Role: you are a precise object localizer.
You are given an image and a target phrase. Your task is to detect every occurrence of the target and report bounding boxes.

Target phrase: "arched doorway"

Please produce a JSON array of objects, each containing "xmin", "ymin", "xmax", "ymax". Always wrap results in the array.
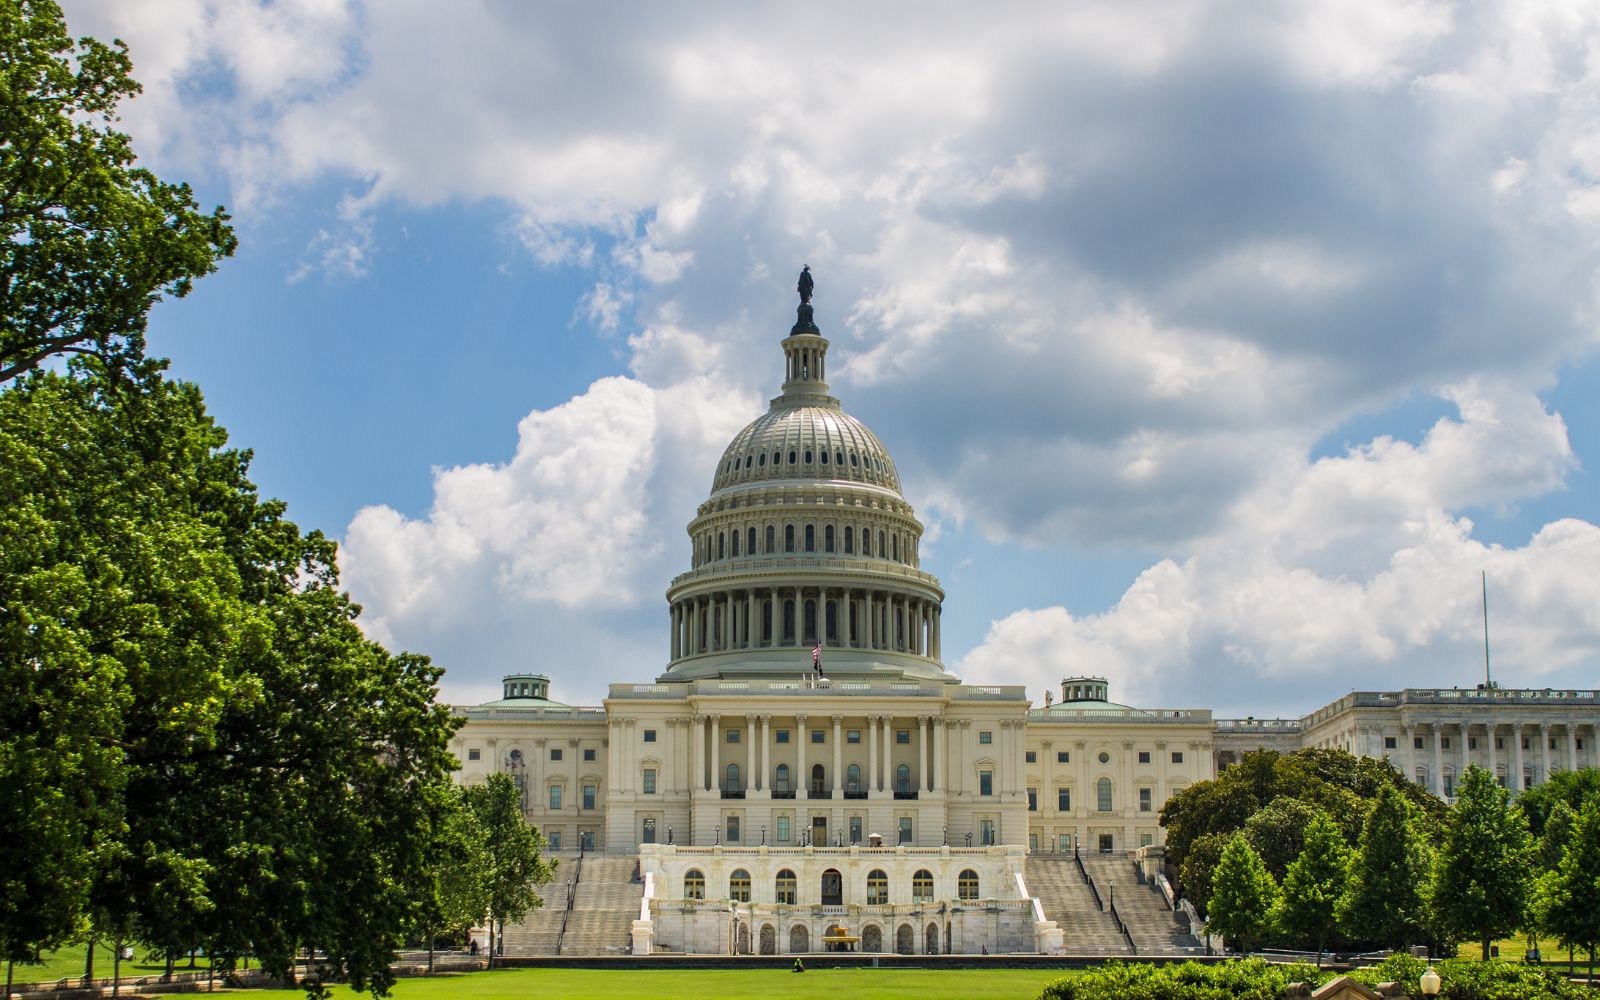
[
  {"xmin": 925, "ymin": 922, "xmax": 939, "ymax": 955},
  {"xmin": 734, "ymin": 923, "xmax": 750, "ymax": 955},
  {"xmin": 760, "ymin": 924, "xmax": 776, "ymax": 955},
  {"xmin": 789, "ymin": 924, "xmax": 809, "ymax": 953},
  {"xmin": 820, "ymin": 868, "xmax": 843, "ymax": 905},
  {"xmin": 861, "ymin": 924, "xmax": 882, "ymax": 953},
  {"xmin": 896, "ymin": 923, "xmax": 914, "ymax": 955}
]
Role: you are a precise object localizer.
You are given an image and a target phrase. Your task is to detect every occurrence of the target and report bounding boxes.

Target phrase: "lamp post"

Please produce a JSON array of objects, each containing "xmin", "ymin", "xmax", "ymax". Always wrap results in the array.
[
  {"xmin": 667, "ymin": 825, "xmax": 673, "ymax": 845},
  {"xmin": 942, "ymin": 826, "xmax": 948, "ymax": 846},
  {"xmin": 965, "ymin": 832, "xmax": 973, "ymax": 847},
  {"xmin": 1420, "ymin": 967, "xmax": 1440, "ymax": 996},
  {"xmin": 762, "ymin": 826, "xmax": 767, "ymax": 846}
]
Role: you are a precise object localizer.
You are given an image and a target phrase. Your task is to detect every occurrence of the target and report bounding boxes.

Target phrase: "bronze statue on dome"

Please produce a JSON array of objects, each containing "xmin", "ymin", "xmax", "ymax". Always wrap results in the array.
[{"xmin": 797, "ymin": 265, "xmax": 814, "ymax": 304}]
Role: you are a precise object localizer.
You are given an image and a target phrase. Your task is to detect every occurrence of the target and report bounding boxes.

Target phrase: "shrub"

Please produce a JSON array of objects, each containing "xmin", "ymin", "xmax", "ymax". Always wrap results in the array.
[{"xmin": 1037, "ymin": 959, "xmax": 1318, "ymax": 1000}]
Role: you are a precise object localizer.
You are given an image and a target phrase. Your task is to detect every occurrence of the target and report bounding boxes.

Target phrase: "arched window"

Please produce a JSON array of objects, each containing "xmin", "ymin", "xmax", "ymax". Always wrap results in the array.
[
  {"xmin": 748, "ymin": 527, "xmax": 757, "ymax": 554},
  {"xmin": 896, "ymin": 763, "xmax": 911, "ymax": 795},
  {"xmin": 912, "ymin": 870, "xmax": 934, "ymax": 902},
  {"xmin": 892, "ymin": 534, "xmax": 899, "ymax": 561},
  {"xmin": 866, "ymin": 869, "xmax": 889, "ymax": 905},
  {"xmin": 803, "ymin": 600, "xmax": 816, "ymax": 643},
  {"xmin": 730, "ymin": 531, "xmax": 739, "ymax": 557},
  {"xmin": 879, "ymin": 531, "xmax": 886, "ymax": 557},
  {"xmin": 766, "ymin": 525, "xmax": 776, "ymax": 553},
  {"xmin": 730, "ymin": 869, "xmax": 751, "ymax": 902},
  {"xmin": 772, "ymin": 451, "xmax": 781, "ymax": 467},
  {"xmin": 717, "ymin": 533, "xmax": 724, "ymax": 559},
  {"xmin": 785, "ymin": 524, "xmax": 795, "ymax": 552},
  {"xmin": 1097, "ymin": 776, "xmax": 1113, "ymax": 812},
  {"xmin": 685, "ymin": 869, "xmax": 705, "ymax": 899},
  {"xmin": 758, "ymin": 452, "xmax": 766, "ymax": 467},
  {"xmin": 811, "ymin": 763, "xmax": 826, "ymax": 793},
  {"xmin": 824, "ymin": 525, "xmax": 835, "ymax": 552},
  {"xmin": 788, "ymin": 450, "xmax": 797, "ymax": 465},
  {"xmin": 836, "ymin": 451, "xmax": 844, "ymax": 466},
  {"xmin": 847, "ymin": 762, "xmax": 862, "ymax": 793},
  {"xmin": 775, "ymin": 869, "xmax": 797, "ymax": 905},
  {"xmin": 820, "ymin": 449, "xmax": 828, "ymax": 464},
  {"xmin": 957, "ymin": 869, "xmax": 979, "ymax": 901},
  {"xmin": 726, "ymin": 763, "xmax": 742, "ymax": 793},
  {"xmin": 844, "ymin": 526, "xmax": 854, "ymax": 553},
  {"xmin": 863, "ymin": 530, "xmax": 872, "ymax": 556},
  {"xmin": 804, "ymin": 525, "xmax": 815, "ymax": 552},
  {"xmin": 804, "ymin": 449, "xmax": 813, "ymax": 463},
  {"xmin": 783, "ymin": 600, "xmax": 796, "ymax": 643},
  {"xmin": 775, "ymin": 763, "xmax": 791, "ymax": 793}
]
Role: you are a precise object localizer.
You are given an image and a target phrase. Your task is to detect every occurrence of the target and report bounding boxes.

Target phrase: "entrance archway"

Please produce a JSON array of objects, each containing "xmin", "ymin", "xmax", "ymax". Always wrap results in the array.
[
  {"xmin": 820, "ymin": 868, "xmax": 843, "ymax": 905},
  {"xmin": 896, "ymin": 923, "xmax": 914, "ymax": 954},
  {"xmin": 861, "ymin": 924, "xmax": 882, "ymax": 952},
  {"xmin": 925, "ymin": 922, "xmax": 939, "ymax": 955},
  {"xmin": 735, "ymin": 923, "xmax": 750, "ymax": 955},
  {"xmin": 789, "ymin": 924, "xmax": 809, "ymax": 953},
  {"xmin": 760, "ymin": 924, "xmax": 776, "ymax": 955}
]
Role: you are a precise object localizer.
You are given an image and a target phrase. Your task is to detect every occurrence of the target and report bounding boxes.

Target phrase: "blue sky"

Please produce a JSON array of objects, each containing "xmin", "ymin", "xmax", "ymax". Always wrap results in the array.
[{"xmin": 67, "ymin": 1, "xmax": 1600, "ymax": 716}]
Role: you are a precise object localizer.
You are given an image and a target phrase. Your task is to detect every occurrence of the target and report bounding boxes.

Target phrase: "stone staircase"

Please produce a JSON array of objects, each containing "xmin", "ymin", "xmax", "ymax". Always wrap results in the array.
[
  {"xmin": 1023, "ymin": 855, "xmax": 1131, "ymax": 955},
  {"xmin": 1079, "ymin": 855, "xmax": 1202, "ymax": 955},
  {"xmin": 558, "ymin": 855, "xmax": 641, "ymax": 955},
  {"xmin": 498, "ymin": 873, "xmax": 569, "ymax": 955}
]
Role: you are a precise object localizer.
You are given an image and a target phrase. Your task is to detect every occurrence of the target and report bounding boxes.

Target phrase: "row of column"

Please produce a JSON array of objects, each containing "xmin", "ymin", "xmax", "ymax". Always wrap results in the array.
[
  {"xmin": 680, "ymin": 713, "xmax": 949, "ymax": 794},
  {"xmin": 1387, "ymin": 720, "xmax": 1592, "ymax": 797},
  {"xmin": 670, "ymin": 587, "xmax": 941, "ymax": 660}
]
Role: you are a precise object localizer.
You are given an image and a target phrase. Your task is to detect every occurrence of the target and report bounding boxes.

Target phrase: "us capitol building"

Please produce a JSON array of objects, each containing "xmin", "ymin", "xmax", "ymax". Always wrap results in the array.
[{"xmin": 450, "ymin": 272, "xmax": 1600, "ymax": 957}]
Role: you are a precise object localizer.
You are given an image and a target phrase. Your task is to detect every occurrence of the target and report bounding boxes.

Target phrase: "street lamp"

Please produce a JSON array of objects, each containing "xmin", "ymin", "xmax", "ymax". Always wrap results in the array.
[
  {"xmin": 1419, "ymin": 967, "xmax": 1440, "ymax": 996},
  {"xmin": 965, "ymin": 832, "xmax": 973, "ymax": 847},
  {"xmin": 762, "ymin": 826, "xmax": 767, "ymax": 846},
  {"xmin": 942, "ymin": 827, "xmax": 948, "ymax": 846}
]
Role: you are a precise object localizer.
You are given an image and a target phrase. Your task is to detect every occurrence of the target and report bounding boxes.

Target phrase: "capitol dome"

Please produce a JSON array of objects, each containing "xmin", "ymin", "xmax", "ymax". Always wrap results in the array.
[{"xmin": 660, "ymin": 272, "xmax": 946, "ymax": 683}]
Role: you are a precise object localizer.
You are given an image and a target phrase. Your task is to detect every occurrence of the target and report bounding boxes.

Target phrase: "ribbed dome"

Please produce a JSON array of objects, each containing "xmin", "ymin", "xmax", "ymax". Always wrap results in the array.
[{"xmin": 711, "ymin": 403, "xmax": 902, "ymax": 494}]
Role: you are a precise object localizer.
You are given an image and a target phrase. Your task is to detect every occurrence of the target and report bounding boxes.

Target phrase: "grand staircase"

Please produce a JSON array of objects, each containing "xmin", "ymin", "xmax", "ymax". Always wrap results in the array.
[
  {"xmin": 1078, "ymin": 855, "xmax": 1202, "ymax": 955},
  {"xmin": 499, "ymin": 852, "xmax": 641, "ymax": 956},
  {"xmin": 1023, "ymin": 855, "xmax": 1131, "ymax": 955}
]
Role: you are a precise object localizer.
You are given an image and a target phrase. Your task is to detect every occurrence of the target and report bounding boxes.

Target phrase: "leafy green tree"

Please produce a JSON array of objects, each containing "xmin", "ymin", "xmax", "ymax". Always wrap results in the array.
[
  {"xmin": 1274, "ymin": 813, "xmax": 1352, "ymax": 964},
  {"xmin": 1339, "ymin": 784, "xmax": 1433, "ymax": 950},
  {"xmin": 1516, "ymin": 768, "xmax": 1600, "ymax": 839},
  {"xmin": 1178, "ymin": 831, "xmax": 1231, "ymax": 915},
  {"xmin": 1206, "ymin": 835, "xmax": 1279, "ymax": 954},
  {"xmin": 415, "ymin": 786, "xmax": 490, "ymax": 972},
  {"xmin": 464, "ymin": 772, "xmax": 553, "ymax": 961},
  {"xmin": 0, "ymin": 0, "xmax": 235, "ymax": 383},
  {"xmin": 1242, "ymin": 798, "xmax": 1327, "ymax": 880},
  {"xmin": 1535, "ymin": 800, "xmax": 1578, "ymax": 872},
  {"xmin": 1534, "ymin": 795, "xmax": 1600, "ymax": 979},
  {"xmin": 1432, "ymin": 764, "xmax": 1532, "ymax": 960}
]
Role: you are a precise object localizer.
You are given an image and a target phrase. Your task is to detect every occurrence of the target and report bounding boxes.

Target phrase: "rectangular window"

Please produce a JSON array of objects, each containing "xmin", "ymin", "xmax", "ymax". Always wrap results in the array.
[
  {"xmin": 1140, "ymin": 833, "xmax": 1154, "ymax": 848},
  {"xmin": 980, "ymin": 819, "xmax": 995, "ymax": 846},
  {"xmin": 850, "ymin": 816, "xmax": 863, "ymax": 844},
  {"xmin": 467, "ymin": 748, "xmax": 480, "ymax": 761},
  {"xmin": 1139, "ymin": 788, "xmax": 1152, "ymax": 812},
  {"xmin": 643, "ymin": 769, "xmax": 656, "ymax": 795},
  {"xmin": 549, "ymin": 785, "xmax": 562, "ymax": 809},
  {"xmin": 643, "ymin": 729, "xmax": 657, "ymax": 743},
  {"xmin": 1550, "ymin": 738, "xmax": 1558, "ymax": 750},
  {"xmin": 979, "ymin": 731, "xmax": 993, "ymax": 745},
  {"xmin": 642, "ymin": 818, "xmax": 656, "ymax": 844},
  {"xmin": 1468, "ymin": 737, "xmax": 1477, "ymax": 750},
  {"xmin": 1171, "ymin": 751, "xmax": 1184, "ymax": 765},
  {"xmin": 1523, "ymin": 737, "xmax": 1531, "ymax": 750},
  {"xmin": 550, "ymin": 748, "xmax": 563, "ymax": 761},
  {"xmin": 1059, "ymin": 834, "xmax": 1072, "ymax": 853},
  {"xmin": 1027, "ymin": 788, "xmax": 1038, "ymax": 811},
  {"xmin": 1580, "ymin": 739, "xmax": 1586, "ymax": 751},
  {"xmin": 582, "ymin": 784, "xmax": 596, "ymax": 810},
  {"xmin": 1442, "ymin": 737, "xmax": 1451, "ymax": 750},
  {"xmin": 896, "ymin": 730, "xmax": 910, "ymax": 745},
  {"xmin": 1444, "ymin": 774, "xmax": 1456, "ymax": 797},
  {"xmin": 776, "ymin": 729, "xmax": 791, "ymax": 744},
  {"xmin": 726, "ymin": 816, "xmax": 740, "ymax": 843},
  {"xmin": 1496, "ymin": 737, "xmax": 1505, "ymax": 750},
  {"xmin": 1058, "ymin": 788, "xmax": 1071, "ymax": 811},
  {"xmin": 1415, "ymin": 737, "xmax": 1425, "ymax": 750},
  {"xmin": 777, "ymin": 816, "xmax": 791, "ymax": 843},
  {"xmin": 812, "ymin": 730, "xmax": 825, "ymax": 744},
  {"xmin": 1057, "ymin": 751, "xmax": 1070, "ymax": 764},
  {"xmin": 583, "ymin": 748, "xmax": 597, "ymax": 762},
  {"xmin": 1097, "ymin": 782, "xmax": 1112, "ymax": 812},
  {"xmin": 980, "ymin": 770, "xmax": 993, "ymax": 796},
  {"xmin": 847, "ymin": 730, "xmax": 861, "ymax": 744},
  {"xmin": 1384, "ymin": 736, "xmax": 1397, "ymax": 749},
  {"xmin": 1025, "ymin": 751, "xmax": 1037, "ymax": 763},
  {"xmin": 548, "ymin": 831, "xmax": 561, "ymax": 851},
  {"xmin": 1137, "ymin": 751, "xmax": 1151, "ymax": 764},
  {"xmin": 727, "ymin": 729, "xmax": 740, "ymax": 743},
  {"xmin": 898, "ymin": 817, "xmax": 913, "ymax": 845}
]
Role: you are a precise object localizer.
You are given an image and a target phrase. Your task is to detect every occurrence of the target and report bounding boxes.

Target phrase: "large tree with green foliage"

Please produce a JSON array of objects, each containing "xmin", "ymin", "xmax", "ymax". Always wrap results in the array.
[
  {"xmin": 1432, "ymin": 764, "xmax": 1532, "ymax": 960},
  {"xmin": 1242, "ymin": 798, "xmax": 1328, "ymax": 881},
  {"xmin": 1206, "ymin": 835, "xmax": 1278, "ymax": 954},
  {"xmin": 0, "ymin": 0, "xmax": 235, "ymax": 384},
  {"xmin": 1515, "ymin": 767, "xmax": 1600, "ymax": 839},
  {"xmin": 1339, "ymin": 784, "xmax": 1433, "ymax": 950},
  {"xmin": 464, "ymin": 772, "xmax": 553, "ymax": 961},
  {"xmin": 1274, "ymin": 813, "xmax": 1352, "ymax": 964},
  {"xmin": 415, "ymin": 786, "xmax": 490, "ymax": 972},
  {"xmin": 1533, "ymin": 794, "xmax": 1600, "ymax": 978}
]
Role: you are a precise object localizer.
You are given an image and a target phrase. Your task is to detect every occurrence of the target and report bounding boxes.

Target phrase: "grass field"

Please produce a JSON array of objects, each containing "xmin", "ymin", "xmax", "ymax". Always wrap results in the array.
[
  {"xmin": 248, "ymin": 968, "xmax": 1074, "ymax": 1000},
  {"xmin": 7, "ymin": 944, "xmax": 213, "ymax": 986}
]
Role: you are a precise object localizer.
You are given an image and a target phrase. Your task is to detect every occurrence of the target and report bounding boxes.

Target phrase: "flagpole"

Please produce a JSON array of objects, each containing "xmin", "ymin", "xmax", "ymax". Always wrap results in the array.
[{"xmin": 1482, "ymin": 570, "xmax": 1491, "ymax": 689}]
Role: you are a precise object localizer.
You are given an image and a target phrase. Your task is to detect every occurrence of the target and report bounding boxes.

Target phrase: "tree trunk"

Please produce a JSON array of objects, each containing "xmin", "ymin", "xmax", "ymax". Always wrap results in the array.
[
  {"xmin": 8, "ymin": 957, "xmax": 16, "ymax": 1000},
  {"xmin": 1482, "ymin": 935, "xmax": 1491, "ymax": 961},
  {"xmin": 84, "ymin": 935, "xmax": 96, "ymax": 984},
  {"xmin": 427, "ymin": 927, "xmax": 434, "ymax": 974},
  {"xmin": 165, "ymin": 951, "xmax": 175, "ymax": 982},
  {"xmin": 112, "ymin": 941, "xmax": 122, "ymax": 1000}
]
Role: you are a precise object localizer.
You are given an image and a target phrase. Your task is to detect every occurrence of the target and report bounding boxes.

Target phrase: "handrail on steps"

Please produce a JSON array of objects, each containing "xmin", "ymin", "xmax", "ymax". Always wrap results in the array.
[{"xmin": 555, "ymin": 845, "xmax": 585, "ymax": 955}]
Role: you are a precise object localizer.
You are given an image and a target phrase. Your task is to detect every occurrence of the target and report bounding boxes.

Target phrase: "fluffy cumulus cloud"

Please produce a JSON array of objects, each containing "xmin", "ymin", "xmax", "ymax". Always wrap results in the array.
[{"xmin": 62, "ymin": 0, "xmax": 1600, "ymax": 704}]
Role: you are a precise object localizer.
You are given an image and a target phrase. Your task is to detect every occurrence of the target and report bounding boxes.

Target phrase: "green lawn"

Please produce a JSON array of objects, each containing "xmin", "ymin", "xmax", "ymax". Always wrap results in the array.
[
  {"xmin": 7, "ymin": 943, "xmax": 213, "ymax": 987},
  {"xmin": 252, "ymin": 967, "xmax": 1074, "ymax": 1000}
]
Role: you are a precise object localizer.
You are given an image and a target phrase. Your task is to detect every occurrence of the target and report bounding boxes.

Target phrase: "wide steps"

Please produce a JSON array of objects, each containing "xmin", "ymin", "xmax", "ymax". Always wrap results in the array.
[
  {"xmin": 1024, "ymin": 856, "xmax": 1131, "ymax": 955},
  {"xmin": 1078, "ymin": 857, "xmax": 1201, "ymax": 955}
]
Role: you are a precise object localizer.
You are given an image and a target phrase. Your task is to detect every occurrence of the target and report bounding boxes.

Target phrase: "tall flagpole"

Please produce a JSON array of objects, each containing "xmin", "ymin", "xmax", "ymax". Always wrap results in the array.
[{"xmin": 1482, "ymin": 570, "xmax": 1491, "ymax": 689}]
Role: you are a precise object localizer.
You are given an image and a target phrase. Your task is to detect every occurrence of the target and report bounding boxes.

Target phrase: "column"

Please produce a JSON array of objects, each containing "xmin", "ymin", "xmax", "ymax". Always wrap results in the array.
[
  {"xmin": 844, "ymin": 588, "xmax": 854, "ymax": 647},
  {"xmin": 793, "ymin": 586, "xmax": 802, "ymax": 645},
  {"xmin": 671, "ymin": 605, "xmax": 681, "ymax": 659},
  {"xmin": 1432, "ymin": 724, "xmax": 1444, "ymax": 797},
  {"xmin": 1121, "ymin": 740, "xmax": 1134, "ymax": 816},
  {"xmin": 1399, "ymin": 723, "xmax": 1413, "ymax": 784},
  {"xmin": 1485, "ymin": 722, "xmax": 1497, "ymax": 785},
  {"xmin": 621, "ymin": 720, "xmax": 634, "ymax": 794},
  {"xmin": 1041, "ymin": 739, "xmax": 1054, "ymax": 812},
  {"xmin": 832, "ymin": 715, "xmax": 844, "ymax": 793},
  {"xmin": 745, "ymin": 714, "xmax": 757, "ymax": 792},
  {"xmin": 692, "ymin": 716, "xmax": 706, "ymax": 793},
  {"xmin": 919, "ymin": 717, "xmax": 931, "ymax": 793},
  {"xmin": 1539, "ymin": 722, "xmax": 1551, "ymax": 785},
  {"xmin": 1568, "ymin": 724, "xmax": 1579, "ymax": 772},
  {"xmin": 932, "ymin": 606, "xmax": 941, "ymax": 660},
  {"xmin": 867, "ymin": 714, "xmax": 879, "ymax": 792},
  {"xmin": 760, "ymin": 715, "xmax": 772, "ymax": 792},
  {"xmin": 796, "ymin": 714, "xmax": 809, "ymax": 795},
  {"xmin": 746, "ymin": 591, "xmax": 756, "ymax": 649},
  {"xmin": 882, "ymin": 714, "xmax": 893, "ymax": 793},
  {"xmin": 1156, "ymin": 740, "xmax": 1168, "ymax": 807},
  {"xmin": 725, "ymin": 593, "xmax": 734, "ymax": 650},
  {"xmin": 1512, "ymin": 722, "xmax": 1526, "ymax": 793},
  {"xmin": 866, "ymin": 592, "xmax": 876, "ymax": 648},
  {"xmin": 710, "ymin": 715, "xmax": 721, "ymax": 791},
  {"xmin": 933, "ymin": 718, "xmax": 945, "ymax": 792},
  {"xmin": 1459, "ymin": 720, "xmax": 1469, "ymax": 787},
  {"xmin": 766, "ymin": 590, "xmax": 776, "ymax": 648}
]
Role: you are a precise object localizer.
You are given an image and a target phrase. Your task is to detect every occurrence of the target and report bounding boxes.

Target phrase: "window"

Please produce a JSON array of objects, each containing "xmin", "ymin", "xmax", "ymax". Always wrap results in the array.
[
  {"xmin": 1444, "ymin": 773, "xmax": 1456, "ymax": 798},
  {"xmin": 788, "ymin": 450, "xmax": 797, "ymax": 464},
  {"xmin": 642, "ymin": 818, "xmax": 656, "ymax": 844},
  {"xmin": 805, "ymin": 525, "xmax": 815, "ymax": 551},
  {"xmin": 825, "ymin": 525, "xmax": 835, "ymax": 552},
  {"xmin": 1384, "ymin": 736, "xmax": 1397, "ymax": 749},
  {"xmin": 643, "ymin": 769, "xmax": 656, "ymax": 794},
  {"xmin": 726, "ymin": 816, "xmax": 741, "ymax": 842},
  {"xmin": 1523, "ymin": 737, "xmax": 1531, "ymax": 750},
  {"xmin": 766, "ymin": 525, "xmax": 775, "ymax": 553},
  {"xmin": 727, "ymin": 729, "xmax": 741, "ymax": 743},
  {"xmin": 583, "ymin": 784, "xmax": 597, "ymax": 810},
  {"xmin": 1496, "ymin": 738, "xmax": 1505, "ymax": 750},
  {"xmin": 845, "ymin": 526, "xmax": 854, "ymax": 553},
  {"xmin": 1027, "ymin": 788, "xmax": 1038, "ymax": 811},
  {"xmin": 1097, "ymin": 777, "xmax": 1112, "ymax": 811},
  {"xmin": 1097, "ymin": 751, "xmax": 1110, "ymax": 764},
  {"xmin": 467, "ymin": 748, "xmax": 480, "ymax": 761},
  {"xmin": 1415, "ymin": 737, "xmax": 1425, "ymax": 750},
  {"xmin": 1138, "ymin": 751, "xmax": 1151, "ymax": 764},
  {"xmin": 1025, "ymin": 751, "xmax": 1037, "ymax": 763},
  {"xmin": 1468, "ymin": 737, "xmax": 1478, "ymax": 750},
  {"xmin": 685, "ymin": 870, "xmax": 705, "ymax": 900},
  {"xmin": 979, "ymin": 730, "xmax": 993, "ymax": 745},
  {"xmin": 912, "ymin": 869, "xmax": 934, "ymax": 902},
  {"xmin": 583, "ymin": 748, "xmax": 597, "ymax": 762},
  {"xmin": 1550, "ymin": 737, "xmax": 1558, "ymax": 750},
  {"xmin": 979, "ymin": 770, "xmax": 993, "ymax": 796},
  {"xmin": 550, "ymin": 748, "xmax": 563, "ymax": 762},
  {"xmin": 730, "ymin": 869, "xmax": 751, "ymax": 902},
  {"xmin": 1140, "ymin": 833, "xmax": 1154, "ymax": 848},
  {"xmin": 643, "ymin": 729, "xmax": 657, "ymax": 743},
  {"xmin": 850, "ymin": 816, "xmax": 863, "ymax": 844},
  {"xmin": 1058, "ymin": 788, "xmax": 1071, "ymax": 811},
  {"xmin": 1139, "ymin": 787, "xmax": 1152, "ymax": 812},
  {"xmin": 775, "ymin": 869, "xmax": 797, "ymax": 905},
  {"xmin": 1171, "ymin": 751, "xmax": 1184, "ymax": 765},
  {"xmin": 1442, "ymin": 737, "xmax": 1451, "ymax": 750},
  {"xmin": 785, "ymin": 525, "xmax": 795, "ymax": 552},
  {"xmin": 549, "ymin": 785, "xmax": 562, "ymax": 809},
  {"xmin": 812, "ymin": 729, "xmax": 825, "ymax": 744},
  {"xmin": 847, "ymin": 763, "xmax": 862, "ymax": 793},
  {"xmin": 726, "ymin": 763, "xmax": 741, "ymax": 792},
  {"xmin": 896, "ymin": 730, "xmax": 910, "ymax": 745},
  {"xmin": 867, "ymin": 869, "xmax": 888, "ymax": 905},
  {"xmin": 776, "ymin": 729, "xmax": 790, "ymax": 744},
  {"xmin": 548, "ymin": 831, "xmax": 561, "ymax": 850},
  {"xmin": 898, "ymin": 817, "xmax": 913, "ymax": 844},
  {"xmin": 958, "ymin": 869, "xmax": 980, "ymax": 900},
  {"xmin": 847, "ymin": 730, "xmax": 861, "ymax": 744},
  {"xmin": 777, "ymin": 816, "xmax": 791, "ymax": 844},
  {"xmin": 896, "ymin": 763, "xmax": 910, "ymax": 795},
  {"xmin": 747, "ymin": 527, "xmax": 756, "ymax": 553},
  {"xmin": 1057, "ymin": 751, "xmax": 1070, "ymax": 764}
]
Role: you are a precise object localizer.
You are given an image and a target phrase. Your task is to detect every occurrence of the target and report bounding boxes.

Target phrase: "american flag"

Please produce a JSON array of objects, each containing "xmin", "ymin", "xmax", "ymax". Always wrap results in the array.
[{"xmin": 812, "ymin": 642, "xmax": 822, "ymax": 672}]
